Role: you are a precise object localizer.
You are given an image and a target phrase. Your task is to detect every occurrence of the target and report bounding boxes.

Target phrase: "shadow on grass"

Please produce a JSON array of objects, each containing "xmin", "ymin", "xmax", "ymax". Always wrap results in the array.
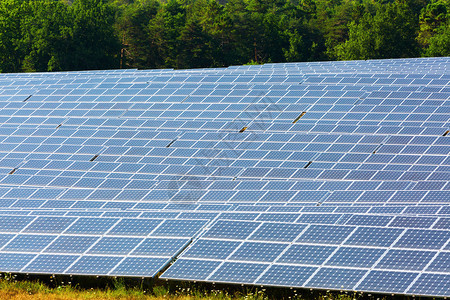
[{"xmin": 0, "ymin": 273, "xmax": 411, "ymax": 300}]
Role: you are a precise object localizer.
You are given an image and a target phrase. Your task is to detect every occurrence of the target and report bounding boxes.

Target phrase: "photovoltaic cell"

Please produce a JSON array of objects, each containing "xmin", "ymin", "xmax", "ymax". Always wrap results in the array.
[
  {"xmin": 208, "ymin": 262, "xmax": 268, "ymax": 284},
  {"xmin": 357, "ymin": 270, "xmax": 418, "ymax": 293},
  {"xmin": 256, "ymin": 265, "xmax": 317, "ymax": 287},
  {"xmin": 306, "ymin": 268, "xmax": 367, "ymax": 290},
  {"xmin": 407, "ymin": 273, "xmax": 450, "ymax": 296},
  {"xmin": 23, "ymin": 254, "xmax": 79, "ymax": 273},
  {"xmin": 0, "ymin": 57, "xmax": 449, "ymax": 297},
  {"xmin": 160, "ymin": 259, "xmax": 221, "ymax": 281}
]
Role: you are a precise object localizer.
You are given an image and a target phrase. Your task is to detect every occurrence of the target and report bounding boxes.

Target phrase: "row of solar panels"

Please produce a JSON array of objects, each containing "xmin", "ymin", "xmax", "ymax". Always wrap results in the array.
[
  {"xmin": 1, "ymin": 80, "xmax": 449, "ymax": 91},
  {"xmin": 2, "ymin": 108, "xmax": 450, "ymax": 122},
  {"xmin": 1, "ymin": 207, "xmax": 450, "ymax": 226},
  {"xmin": 1, "ymin": 124, "xmax": 448, "ymax": 139},
  {"xmin": 3, "ymin": 143, "xmax": 449, "ymax": 162},
  {"xmin": 1, "ymin": 210, "xmax": 450, "ymax": 223},
  {"xmin": 0, "ymin": 57, "xmax": 449, "ymax": 296},
  {"xmin": 1, "ymin": 57, "xmax": 449, "ymax": 77},
  {"xmin": 0, "ymin": 215, "xmax": 449, "ymax": 295},
  {"xmin": 3, "ymin": 79, "xmax": 446, "ymax": 90},
  {"xmin": 2, "ymin": 129, "xmax": 449, "ymax": 147},
  {"xmin": 1, "ymin": 84, "xmax": 449, "ymax": 95},
  {"xmin": 0, "ymin": 191, "xmax": 449, "ymax": 206}
]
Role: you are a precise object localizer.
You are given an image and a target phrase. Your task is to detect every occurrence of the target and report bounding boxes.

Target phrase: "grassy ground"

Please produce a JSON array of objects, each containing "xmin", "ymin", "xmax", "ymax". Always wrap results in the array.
[{"xmin": 0, "ymin": 276, "xmax": 362, "ymax": 300}]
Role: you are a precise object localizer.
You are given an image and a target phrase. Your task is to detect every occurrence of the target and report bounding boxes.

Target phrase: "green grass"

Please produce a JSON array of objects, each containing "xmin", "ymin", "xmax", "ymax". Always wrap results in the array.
[{"xmin": 0, "ymin": 274, "xmax": 367, "ymax": 300}]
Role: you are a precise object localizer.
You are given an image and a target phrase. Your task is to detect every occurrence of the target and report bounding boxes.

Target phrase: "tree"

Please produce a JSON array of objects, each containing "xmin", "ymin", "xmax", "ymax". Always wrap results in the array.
[
  {"xmin": 418, "ymin": 0, "xmax": 450, "ymax": 56},
  {"xmin": 178, "ymin": 19, "xmax": 215, "ymax": 68},
  {"xmin": 22, "ymin": 0, "xmax": 72, "ymax": 72},
  {"xmin": 223, "ymin": 0, "xmax": 254, "ymax": 64},
  {"xmin": 334, "ymin": 1, "xmax": 420, "ymax": 60},
  {"xmin": 425, "ymin": 22, "xmax": 450, "ymax": 56},
  {"xmin": 189, "ymin": 0, "xmax": 232, "ymax": 67},
  {"xmin": 117, "ymin": 0, "xmax": 160, "ymax": 68},
  {"xmin": 282, "ymin": 0, "xmax": 326, "ymax": 62},
  {"xmin": 147, "ymin": 0, "xmax": 186, "ymax": 68},
  {"xmin": 224, "ymin": 0, "xmax": 292, "ymax": 64},
  {"xmin": 0, "ymin": 0, "xmax": 33, "ymax": 72},
  {"xmin": 0, "ymin": 0, "xmax": 443, "ymax": 72},
  {"xmin": 67, "ymin": 0, "xmax": 121, "ymax": 70}
]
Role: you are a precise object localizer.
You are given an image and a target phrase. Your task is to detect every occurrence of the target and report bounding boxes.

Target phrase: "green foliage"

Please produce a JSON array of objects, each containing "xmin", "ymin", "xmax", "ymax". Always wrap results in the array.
[
  {"xmin": 0, "ymin": 0, "xmax": 448, "ymax": 73},
  {"xmin": 0, "ymin": 0, "xmax": 119, "ymax": 72},
  {"xmin": 0, "ymin": 0, "xmax": 33, "ymax": 72},
  {"xmin": 68, "ymin": 0, "xmax": 121, "ymax": 70},
  {"xmin": 117, "ymin": 0, "xmax": 160, "ymax": 68},
  {"xmin": 0, "ymin": 276, "xmax": 365, "ymax": 300},
  {"xmin": 418, "ymin": 0, "xmax": 450, "ymax": 56},
  {"xmin": 425, "ymin": 22, "xmax": 450, "ymax": 55},
  {"xmin": 149, "ymin": 0, "xmax": 187, "ymax": 68},
  {"xmin": 333, "ymin": 1, "xmax": 421, "ymax": 60},
  {"xmin": 23, "ymin": 0, "xmax": 73, "ymax": 72}
]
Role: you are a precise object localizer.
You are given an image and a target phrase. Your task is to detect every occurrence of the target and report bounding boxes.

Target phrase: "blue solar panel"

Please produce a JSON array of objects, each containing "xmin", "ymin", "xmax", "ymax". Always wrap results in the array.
[
  {"xmin": 407, "ymin": 273, "xmax": 450, "ymax": 296},
  {"xmin": 357, "ymin": 270, "xmax": 418, "ymax": 293},
  {"xmin": 277, "ymin": 244, "xmax": 336, "ymax": 265},
  {"xmin": 208, "ymin": 262, "xmax": 268, "ymax": 284},
  {"xmin": 256, "ymin": 265, "xmax": 317, "ymax": 287},
  {"xmin": 305, "ymin": 268, "xmax": 367, "ymax": 290},
  {"xmin": 375, "ymin": 249, "xmax": 436, "ymax": 271},
  {"xmin": 23, "ymin": 254, "xmax": 79, "ymax": 273},
  {"xmin": 160, "ymin": 259, "xmax": 221, "ymax": 281},
  {"xmin": 110, "ymin": 257, "xmax": 170, "ymax": 277},
  {"xmin": 325, "ymin": 247, "xmax": 384, "ymax": 268},
  {"xmin": 66, "ymin": 256, "xmax": 123, "ymax": 275},
  {"xmin": 228, "ymin": 242, "xmax": 287, "ymax": 262},
  {"xmin": 0, "ymin": 57, "xmax": 449, "ymax": 296}
]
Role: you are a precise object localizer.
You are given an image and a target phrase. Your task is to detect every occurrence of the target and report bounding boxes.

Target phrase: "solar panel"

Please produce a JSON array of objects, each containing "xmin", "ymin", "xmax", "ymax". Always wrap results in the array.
[{"xmin": 0, "ymin": 57, "xmax": 449, "ymax": 296}]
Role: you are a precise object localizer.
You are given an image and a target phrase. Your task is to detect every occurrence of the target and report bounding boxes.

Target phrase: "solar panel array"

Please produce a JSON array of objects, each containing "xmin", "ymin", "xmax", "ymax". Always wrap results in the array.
[{"xmin": 0, "ymin": 57, "xmax": 449, "ymax": 297}]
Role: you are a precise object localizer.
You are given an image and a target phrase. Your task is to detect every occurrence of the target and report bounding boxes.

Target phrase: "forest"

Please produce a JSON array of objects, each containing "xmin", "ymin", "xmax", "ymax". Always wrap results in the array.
[{"xmin": 0, "ymin": 0, "xmax": 449, "ymax": 72}]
